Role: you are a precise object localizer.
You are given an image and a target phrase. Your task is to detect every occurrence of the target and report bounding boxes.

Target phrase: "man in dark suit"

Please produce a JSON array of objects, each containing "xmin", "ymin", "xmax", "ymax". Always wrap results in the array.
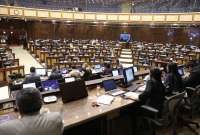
[
  {"xmin": 103, "ymin": 63, "xmax": 113, "ymax": 75},
  {"xmin": 48, "ymin": 67, "xmax": 63, "ymax": 80},
  {"xmin": 24, "ymin": 67, "xmax": 41, "ymax": 84},
  {"xmin": 184, "ymin": 62, "xmax": 200, "ymax": 88},
  {"xmin": 0, "ymin": 88, "xmax": 63, "ymax": 135}
]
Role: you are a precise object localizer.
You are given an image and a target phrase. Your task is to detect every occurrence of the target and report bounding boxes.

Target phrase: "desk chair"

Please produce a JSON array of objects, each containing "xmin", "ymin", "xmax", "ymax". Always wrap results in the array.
[
  {"xmin": 186, "ymin": 85, "xmax": 200, "ymax": 115},
  {"xmin": 135, "ymin": 92, "xmax": 186, "ymax": 135}
]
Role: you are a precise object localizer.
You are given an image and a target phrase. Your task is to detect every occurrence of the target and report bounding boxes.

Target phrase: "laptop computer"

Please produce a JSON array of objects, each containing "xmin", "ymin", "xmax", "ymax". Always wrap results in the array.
[
  {"xmin": 0, "ymin": 86, "xmax": 10, "ymax": 100},
  {"xmin": 23, "ymin": 83, "xmax": 36, "ymax": 89},
  {"xmin": 112, "ymin": 69, "xmax": 119, "ymax": 77},
  {"xmin": 102, "ymin": 79, "xmax": 125, "ymax": 96},
  {"xmin": 41, "ymin": 80, "xmax": 59, "ymax": 91},
  {"xmin": 60, "ymin": 79, "xmax": 88, "ymax": 103}
]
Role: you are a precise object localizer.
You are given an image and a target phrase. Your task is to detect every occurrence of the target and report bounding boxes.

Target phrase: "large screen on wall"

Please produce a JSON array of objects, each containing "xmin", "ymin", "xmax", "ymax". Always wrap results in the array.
[{"xmin": 120, "ymin": 33, "xmax": 131, "ymax": 42}]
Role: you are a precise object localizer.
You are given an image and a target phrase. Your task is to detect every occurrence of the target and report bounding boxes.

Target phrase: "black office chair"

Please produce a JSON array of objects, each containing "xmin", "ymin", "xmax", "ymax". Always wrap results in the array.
[
  {"xmin": 136, "ymin": 92, "xmax": 186, "ymax": 135},
  {"xmin": 181, "ymin": 86, "xmax": 200, "ymax": 135}
]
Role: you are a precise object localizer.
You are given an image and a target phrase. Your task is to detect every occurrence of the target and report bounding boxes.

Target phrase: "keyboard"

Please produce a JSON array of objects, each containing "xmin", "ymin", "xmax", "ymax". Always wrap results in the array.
[
  {"xmin": 107, "ymin": 89, "xmax": 125, "ymax": 96},
  {"xmin": 127, "ymin": 84, "xmax": 142, "ymax": 92}
]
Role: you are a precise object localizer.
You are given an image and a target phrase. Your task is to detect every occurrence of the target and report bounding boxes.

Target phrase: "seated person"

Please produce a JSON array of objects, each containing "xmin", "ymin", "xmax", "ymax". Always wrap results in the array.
[
  {"xmin": 184, "ymin": 61, "xmax": 200, "ymax": 88},
  {"xmin": 164, "ymin": 63, "xmax": 183, "ymax": 95},
  {"xmin": 139, "ymin": 68, "xmax": 166, "ymax": 115},
  {"xmin": 81, "ymin": 63, "xmax": 92, "ymax": 81},
  {"xmin": 0, "ymin": 88, "xmax": 63, "ymax": 135},
  {"xmin": 48, "ymin": 67, "xmax": 63, "ymax": 80},
  {"xmin": 7, "ymin": 51, "xmax": 14, "ymax": 59},
  {"xmin": 69, "ymin": 66, "xmax": 81, "ymax": 79},
  {"xmin": 103, "ymin": 63, "xmax": 112, "ymax": 75},
  {"xmin": 116, "ymin": 60, "xmax": 123, "ymax": 69},
  {"xmin": 24, "ymin": 67, "xmax": 41, "ymax": 84}
]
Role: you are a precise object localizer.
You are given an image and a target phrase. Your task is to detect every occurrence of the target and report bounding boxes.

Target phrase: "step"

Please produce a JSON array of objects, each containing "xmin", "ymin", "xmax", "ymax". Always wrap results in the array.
[
  {"xmin": 122, "ymin": 63, "xmax": 134, "ymax": 68},
  {"xmin": 121, "ymin": 52, "xmax": 132, "ymax": 55},
  {"xmin": 120, "ymin": 55, "xmax": 132, "ymax": 58},
  {"xmin": 122, "ymin": 49, "xmax": 132, "ymax": 52},
  {"xmin": 119, "ymin": 58, "xmax": 133, "ymax": 63}
]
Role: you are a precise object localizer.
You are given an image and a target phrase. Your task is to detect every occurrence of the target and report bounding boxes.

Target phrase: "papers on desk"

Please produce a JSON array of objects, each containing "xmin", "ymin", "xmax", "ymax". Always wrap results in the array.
[
  {"xmin": 137, "ymin": 85, "xmax": 146, "ymax": 92},
  {"xmin": 97, "ymin": 95, "xmax": 114, "ymax": 105},
  {"xmin": 124, "ymin": 92, "xmax": 140, "ymax": 100}
]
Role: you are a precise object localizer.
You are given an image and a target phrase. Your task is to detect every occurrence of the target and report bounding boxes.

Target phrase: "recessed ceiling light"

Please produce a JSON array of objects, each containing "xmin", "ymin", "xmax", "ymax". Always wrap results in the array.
[{"xmin": 66, "ymin": 20, "xmax": 72, "ymax": 23}]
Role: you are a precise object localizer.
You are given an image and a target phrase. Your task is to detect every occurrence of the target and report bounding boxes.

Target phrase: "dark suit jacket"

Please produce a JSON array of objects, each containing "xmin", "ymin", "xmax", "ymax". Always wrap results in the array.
[
  {"xmin": 139, "ymin": 79, "xmax": 166, "ymax": 113},
  {"xmin": 24, "ymin": 74, "xmax": 41, "ymax": 84},
  {"xmin": 82, "ymin": 69, "xmax": 92, "ymax": 81},
  {"xmin": 103, "ymin": 68, "xmax": 112, "ymax": 75},
  {"xmin": 48, "ymin": 72, "xmax": 63, "ymax": 80},
  {"xmin": 164, "ymin": 73, "xmax": 183, "ymax": 95},
  {"xmin": 184, "ymin": 65, "xmax": 200, "ymax": 88}
]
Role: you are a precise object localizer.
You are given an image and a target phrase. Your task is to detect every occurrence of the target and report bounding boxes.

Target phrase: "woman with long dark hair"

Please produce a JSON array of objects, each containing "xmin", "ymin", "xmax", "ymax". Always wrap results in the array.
[
  {"xmin": 164, "ymin": 62, "xmax": 183, "ymax": 95},
  {"xmin": 139, "ymin": 68, "xmax": 166, "ymax": 113}
]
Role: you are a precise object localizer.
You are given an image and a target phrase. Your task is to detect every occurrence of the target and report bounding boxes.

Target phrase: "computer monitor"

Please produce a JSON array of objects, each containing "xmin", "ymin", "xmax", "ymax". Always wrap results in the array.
[
  {"xmin": 61, "ymin": 68, "xmax": 68, "ymax": 74},
  {"xmin": 123, "ymin": 67, "xmax": 134, "ymax": 85},
  {"xmin": 120, "ymin": 33, "xmax": 131, "ymax": 42},
  {"xmin": 23, "ymin": 83, "xmax": 36, "ymax": 89},
  {"xmin": 65, "ymin": 77, "xmax": 75, "ymax": 83},
  {"xmin": 47, "ymin": 71, "xmax": 51, "ymax": 77},
  {"xmin": 0, "ymin": 86, "xmax": 9, "ymax": 100},
  {"xmin": 178, "ymin": 67, "xmax": 184, "ymax": 76},
  {"xmin": 41, "ymin": 80, "xmax": 59, "ymax": 91},
  {"xmin": 102, "ymin": 79, "xmax": 117, "ymax": 92},
  {"xmin": 95, "ymin": 64, "xmax": 101, "ymax": 69},
  {"xmin": 36, "ymin": 68, "xmax": 47, "ymax": 76},
  {"xmin": 112, "ymin": 69, "xmax": 119, "ymax": 77},
  {"xmin": 133, "ymin": 66, "xmax": 138, "ymax": 73},
  {"xmin": 60, "ymin": 79, "xmax": 88, "ymax": 103}
]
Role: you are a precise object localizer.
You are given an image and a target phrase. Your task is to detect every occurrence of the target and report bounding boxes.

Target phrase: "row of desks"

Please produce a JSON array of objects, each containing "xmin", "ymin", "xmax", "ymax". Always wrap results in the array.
[
  {"xmin": 0, "ymin": 66, "xmax": 24, "ymax": 83},
  {"xmin": 0, "ymin": 71, "xmax": 149, "ymax": 132},
  {"xmin": 0, "ymin": 81, "xmax": 141, "ymax": 132}
]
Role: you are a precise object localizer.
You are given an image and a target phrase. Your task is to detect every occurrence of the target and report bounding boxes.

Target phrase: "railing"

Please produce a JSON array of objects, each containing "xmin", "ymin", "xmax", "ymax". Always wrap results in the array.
[{"xmin": 0, "ymin": 5, "xmax": 200, "ymax": 24}]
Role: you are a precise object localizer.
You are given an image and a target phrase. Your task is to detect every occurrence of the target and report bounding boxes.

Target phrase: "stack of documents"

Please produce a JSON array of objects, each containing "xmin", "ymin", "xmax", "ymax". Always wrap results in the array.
[
  {"xmin": 97, "ymin": 95, "xmax": 114, "ymax": 105},
  {"xmin": 124, "ymin": 92, "xmax": 140, "ymax": 100},
  {"xmin": 137, "ymin": 85, "xmax": 146, "ymax": 92}
]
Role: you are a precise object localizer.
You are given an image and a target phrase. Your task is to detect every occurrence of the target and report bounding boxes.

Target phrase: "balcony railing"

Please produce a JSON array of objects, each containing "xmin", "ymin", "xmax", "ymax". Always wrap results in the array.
[{"xmin": 0, "ymin": 5, "xmax": 200, "ymax": 24}]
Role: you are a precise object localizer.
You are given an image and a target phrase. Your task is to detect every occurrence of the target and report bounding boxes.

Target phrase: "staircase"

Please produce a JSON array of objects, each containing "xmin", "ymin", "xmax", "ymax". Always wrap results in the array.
[{"xmin": 118, "ymin": 49, "xmax": 133, "ymax": 68}]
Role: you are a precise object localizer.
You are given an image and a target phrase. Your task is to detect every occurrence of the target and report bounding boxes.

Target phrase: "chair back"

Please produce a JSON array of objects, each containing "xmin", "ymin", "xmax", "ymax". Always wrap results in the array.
[{"xmin": 166, "ymin": 92, "xmax": 186, "ymax": 116}]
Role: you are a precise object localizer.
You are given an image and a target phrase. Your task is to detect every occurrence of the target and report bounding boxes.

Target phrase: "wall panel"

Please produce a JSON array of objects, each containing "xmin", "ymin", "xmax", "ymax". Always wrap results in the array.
[{"xmin": 0, "ymin": 19, "xmax": 199, "ymax": 46}]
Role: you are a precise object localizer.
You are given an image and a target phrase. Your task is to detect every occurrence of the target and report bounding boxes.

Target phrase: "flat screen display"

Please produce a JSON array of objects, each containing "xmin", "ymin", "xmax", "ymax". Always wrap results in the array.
[
  {"xmin": 36, "ymin": 68, "xmax": 46, "ymax": 76},
  {"xmin": 124, "ymin": 68, "xmax": 134, "ymax": 83},
  {"xmin": 41, "ymin": 80, "xmax": 59, "ymax": 91},
  {"xmin": 120, "ymin": 34, "xmax": 131, "ymax": 42},
  {"xmin": 23, "ymin": 83, "xmax": 36, "ymax": 89},
  {"xmin": 112, "ymin": 70, "xmax": 119, "ymax": 77},
  {"xmin": 95, "ymin": 64, "xmax": 101, "ymax": 69},
  {"xmin": 0, "ymin": 86, "xmax": 9, "ymax": 100},
  {"xmin": 133, "ymin": 66, "xmax": 138, "ymax": 73}
]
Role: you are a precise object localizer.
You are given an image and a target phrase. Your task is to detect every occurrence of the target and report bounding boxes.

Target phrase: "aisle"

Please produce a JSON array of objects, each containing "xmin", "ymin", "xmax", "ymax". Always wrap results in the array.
[
  {"xmin": 119, "ymin": 49, "xmax": 133, "ymax": 68},
  {"xmin": 10, "ymin": 46, "xmax": 43, "ymax": 74}
]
